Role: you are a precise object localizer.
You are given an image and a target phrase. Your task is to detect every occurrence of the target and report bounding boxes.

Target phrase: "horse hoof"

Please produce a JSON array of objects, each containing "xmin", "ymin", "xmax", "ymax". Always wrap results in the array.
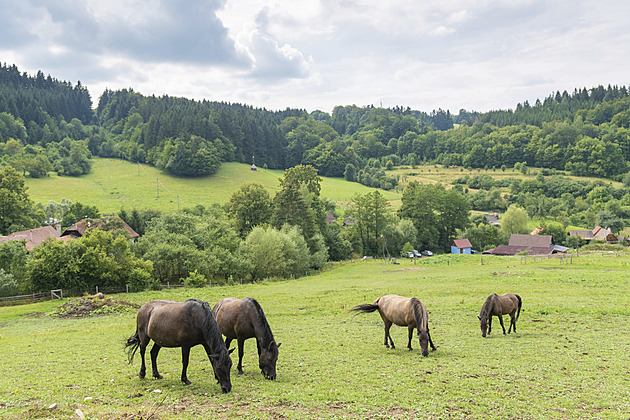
[
  {"xmin": 237, "ymin": 371, "xmax": 244, "ymax": 376},
  {"xmin": 183, "ymin": 380, "xmax": 192, "ymax": 386},
  {"xmin": 154, "ymin": 374, "xmax": 163, "ymax": 380}
]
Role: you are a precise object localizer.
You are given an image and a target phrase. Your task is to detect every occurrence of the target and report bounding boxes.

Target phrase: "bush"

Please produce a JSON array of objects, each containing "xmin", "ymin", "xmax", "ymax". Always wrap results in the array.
[{"xmin": 182, "ymin": 270, "xmax": 209, "ymax": 288}]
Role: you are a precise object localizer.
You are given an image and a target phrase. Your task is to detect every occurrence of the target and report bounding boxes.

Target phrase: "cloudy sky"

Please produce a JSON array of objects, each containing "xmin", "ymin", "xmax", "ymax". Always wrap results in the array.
[{"xmin": 1, "ymin": 0, "xmax": 629, "ymax": 114}]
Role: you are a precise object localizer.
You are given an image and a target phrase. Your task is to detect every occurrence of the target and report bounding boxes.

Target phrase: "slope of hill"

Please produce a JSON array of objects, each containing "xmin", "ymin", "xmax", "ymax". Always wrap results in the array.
[{"xmin": 25, "ymin": 158, "xmax": 401, "ymax": 213}]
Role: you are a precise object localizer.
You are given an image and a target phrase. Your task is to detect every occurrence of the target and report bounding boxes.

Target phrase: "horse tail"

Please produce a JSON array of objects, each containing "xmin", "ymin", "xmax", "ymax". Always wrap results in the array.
[
  {"xmin": 351, "ymin": 303, "xmax": 380, "ymax": 315},
  {"xmin": 515, "ymin": 294, "xmax": 522, "ymax": 321},
  {"xmin": 125, "ymin": 331, "xmax": 140, "ymax": 364}
]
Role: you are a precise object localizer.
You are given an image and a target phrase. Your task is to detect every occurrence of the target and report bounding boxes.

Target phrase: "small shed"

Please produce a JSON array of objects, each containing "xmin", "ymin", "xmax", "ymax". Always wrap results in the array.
[
  {"xmin": 251, "ymin": 164, "xmax": 257, "ymax": 171},
  {"xmin": 451, "ymin": 238, "xmax": 472, "ymax": 254}
]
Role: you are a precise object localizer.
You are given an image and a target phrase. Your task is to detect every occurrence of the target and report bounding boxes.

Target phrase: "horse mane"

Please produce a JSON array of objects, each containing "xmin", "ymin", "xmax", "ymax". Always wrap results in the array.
[
  {"xmin": 245, "ymin": 297, "xmax": 275, "ymax": 346},
  {"xmin": 186, "ymin": 298, "xmax": 225, "ymax": 351},
  {"xmin": 410, "ymin": 297, "xmax": 427, "ymax": 331},
  {"xmin": 480, "ymin": 294, "xmax": 497, "ymax": 318}
]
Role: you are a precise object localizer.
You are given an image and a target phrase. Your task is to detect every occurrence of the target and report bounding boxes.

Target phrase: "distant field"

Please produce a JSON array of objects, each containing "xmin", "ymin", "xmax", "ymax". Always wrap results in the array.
[
  {"xmin": 389, "ymin": 164, "xmax": 624, "ymax": 189},
  {"xmin": 0, "ymin": 254, "xmax": 629, "ymax": 419},
  {"xmin": 25, "ymin": 159, "xmax": 400, "ymax": 214}
]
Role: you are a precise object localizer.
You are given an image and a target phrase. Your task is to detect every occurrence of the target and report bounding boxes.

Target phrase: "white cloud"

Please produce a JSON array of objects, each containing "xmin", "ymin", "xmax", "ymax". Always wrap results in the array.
[{"xmin": 0, "ymin": 0, "xmax": 629, "ymax": 113}]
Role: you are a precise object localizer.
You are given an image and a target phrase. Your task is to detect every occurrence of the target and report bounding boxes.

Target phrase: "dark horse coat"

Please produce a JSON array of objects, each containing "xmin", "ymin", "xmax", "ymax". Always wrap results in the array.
[
  {"xmin": 478, "ymin": 293, "xmax": 522, "ymax": 337},
  {"xmin": 212, "ymin": 297, "xmax": 280, "ymax": 380},
  {"xmin": 125, "ymin": 299, "xmax": 233, "ymax": 393}
]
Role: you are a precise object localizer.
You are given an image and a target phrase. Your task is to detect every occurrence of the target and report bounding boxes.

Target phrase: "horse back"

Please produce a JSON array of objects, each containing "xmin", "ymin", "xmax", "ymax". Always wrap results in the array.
[
  {"xmin": 142, "ymin": 300, "xmax": 207, "ymax": 347},
  {"xmin": 377, "ymin": 295, "xmax": 417, "ymax": 327},
  {"xmin": 213, "ymin": 297, "xmax": 257, "ymax": 340},
  {"xmin": 497, "ymin": 293, "xmax": 519, "ymax": 315}
]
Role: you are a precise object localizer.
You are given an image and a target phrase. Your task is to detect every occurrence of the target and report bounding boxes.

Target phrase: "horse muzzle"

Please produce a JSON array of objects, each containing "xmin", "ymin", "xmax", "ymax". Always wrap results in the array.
[{"xmin": 221, "ymin": 384, "xmax": 232, "ymax": 393}]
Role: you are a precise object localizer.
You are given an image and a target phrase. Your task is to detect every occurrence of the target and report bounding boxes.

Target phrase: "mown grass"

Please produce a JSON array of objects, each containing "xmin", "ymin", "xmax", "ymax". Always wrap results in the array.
[
  {"xmin": 1, "ymin": 254, "xmax": 629, "ymax": 419},
  {"xmin": 25, "ymin": 158, "xmax": 400, "ymax": 213}
]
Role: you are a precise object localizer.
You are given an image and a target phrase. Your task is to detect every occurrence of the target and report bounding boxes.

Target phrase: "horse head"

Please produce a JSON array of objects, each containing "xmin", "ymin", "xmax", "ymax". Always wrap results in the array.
[
  {"xmin": 259, "ymin": 341, "xmax": 280, "ymax": 380},
  {"xmin": 210, "ymin": 348, "xmax": 234, "ymax": 393},
  {"xmin": 478, "ymin": 315, "xmax": 488, "ymax": 337},
  {"xmin": 418, "ymin": 330, "xmax": 430, "ymax": 357}
]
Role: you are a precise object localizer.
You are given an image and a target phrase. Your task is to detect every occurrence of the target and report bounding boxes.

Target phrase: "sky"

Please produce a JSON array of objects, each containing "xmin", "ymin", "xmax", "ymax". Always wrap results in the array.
[{"xmin": 1, "ymin": 0, "xmax": 629, "ymax": 115}]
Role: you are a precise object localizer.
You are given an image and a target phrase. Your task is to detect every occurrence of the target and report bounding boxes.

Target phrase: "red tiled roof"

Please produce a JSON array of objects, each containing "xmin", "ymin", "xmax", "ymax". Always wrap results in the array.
[
  {"xmin": 0, "ymin": 226, "xmax": 59, "ymax": 251},
  {"xmin": 61, "ymin": 217, "xmax": 139, "ymax": 239},
  {"xmin": 452, "ymin": 238, "xmax": 472, "ymax": 249}
]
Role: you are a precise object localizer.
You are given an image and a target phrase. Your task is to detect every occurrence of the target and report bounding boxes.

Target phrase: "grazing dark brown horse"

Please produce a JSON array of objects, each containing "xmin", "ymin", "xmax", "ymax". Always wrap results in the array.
[
  {"xmin": 478, "ymin": 293, "xmax": 522, "ymax": 337},
  {"xmin": 351, "ymin": 294, "xmax": 436, "ymax": 357},
  {"xmin": 125, "ymin": 299, "xmax": 234, "ymax": 393},
  {"xmin": 212, "ymin": 297, "xmax": 280, "ymax": 380}
]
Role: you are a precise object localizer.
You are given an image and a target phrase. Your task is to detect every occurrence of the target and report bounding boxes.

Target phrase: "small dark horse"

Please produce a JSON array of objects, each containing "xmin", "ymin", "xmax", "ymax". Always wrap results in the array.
[
  {"xmin": 125, "ymin": 299, "xmax": 234, "ymax": 393},
  {"xmin": 352, "ymin": 294, "xmax": 436, "ymax": 357},
  {"xmin": 212, "ymin": 297, "xmax": 280, "ymax": 380},
  {"xmin": 478, "ymin": 293, "xmax": 522, "ymax": 337}
]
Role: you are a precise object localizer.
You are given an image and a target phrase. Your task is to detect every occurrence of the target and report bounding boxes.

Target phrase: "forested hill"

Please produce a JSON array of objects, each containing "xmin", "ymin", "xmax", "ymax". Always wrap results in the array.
[
  {"xmin": 1, "ymin": 63, "xmax": 630, "ymax": 184},
  {"xmin": 0, "ymin": 63, "xmax": 93, "ymax": 126},
  {"xmin": 475, "ymin": 85, "xmax": 630, "ymax": 127}
]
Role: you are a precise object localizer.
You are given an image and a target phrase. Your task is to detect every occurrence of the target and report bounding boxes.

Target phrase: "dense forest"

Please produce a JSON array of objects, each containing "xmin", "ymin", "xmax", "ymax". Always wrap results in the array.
[{"xmin": 1, "ymin": 62, "xmax": 630, "ymax": 296}]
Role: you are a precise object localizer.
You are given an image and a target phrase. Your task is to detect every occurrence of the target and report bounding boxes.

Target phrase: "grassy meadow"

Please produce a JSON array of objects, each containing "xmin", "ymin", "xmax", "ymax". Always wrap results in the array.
[
  {"xmin": 1, "ymin": 254, "xmax": 629, "ymax": 419},
  {"xmin": 24, "ymin": 158, "xmax": 400, "ymax": 214}
]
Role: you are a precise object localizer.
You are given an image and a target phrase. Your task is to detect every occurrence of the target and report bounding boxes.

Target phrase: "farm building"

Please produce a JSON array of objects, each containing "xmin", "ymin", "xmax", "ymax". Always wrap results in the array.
[
  {"xmin": 451, "ymin": 238, "xmax": 472, "ymax": 254},
  {"xmin": 483, "ymin": 233, "xmax": 568, "ymax": 256},
  {"xmin": 567, "ymin": 226, "xmax": 618, "ymax": 244},
  {"xmin": 61, "ymin": 217, "xmax": 139, "ymax": 240},
  {"xmin": 0, "ymin": 225, "xmax": 61, "ymax": 251}
]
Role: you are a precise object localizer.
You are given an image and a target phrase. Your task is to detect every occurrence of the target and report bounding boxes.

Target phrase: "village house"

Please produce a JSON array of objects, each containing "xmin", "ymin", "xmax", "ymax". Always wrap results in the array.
[
  {"xmin": 451, "ymin": 238, "xmax": 472, "ymax": 254},
  {"xmin": 483, "ymin": 233, "xmax": 568, "ymax": 256},
  {"xmin": 61, "ymin": 217, "xmax": 139, "ymax": 240},
  {"xmin": 0, "ymin": 225, "xmax": 61, "ymax": 251},
  {"xmin": 567, "ymin": 226, "xmax": 618, "ymax": 244}
]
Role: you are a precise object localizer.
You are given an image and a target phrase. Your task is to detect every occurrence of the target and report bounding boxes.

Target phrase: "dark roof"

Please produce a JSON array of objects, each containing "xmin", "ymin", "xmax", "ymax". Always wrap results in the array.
[
  {"xmin": 509, "ymin": 234, "xmax": 553, "ymax": 247},
  {"xmin": 452, "ymin": 238, "xmax": 472, "ymax": 249},
  {"xmin": 61, "ymin": 217, "xmax": 139, "ymax": 239},
  {"xmin": 483, "ymin": 244, "xmax": 555, "ymax": 256},
  {"xmin": 0, "ymin": 226, "xmax": 59, "ymax": 251}
]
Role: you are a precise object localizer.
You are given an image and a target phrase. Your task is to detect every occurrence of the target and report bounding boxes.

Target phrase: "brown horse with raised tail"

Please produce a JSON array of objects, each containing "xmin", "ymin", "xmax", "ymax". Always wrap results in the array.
[
  {"xmin": 352, "ymin": 294, "xmax": 436, "ymax": 356},
  {"xmin": 478, "ymin": 293, "xmax": 522, "ymax": 337}
]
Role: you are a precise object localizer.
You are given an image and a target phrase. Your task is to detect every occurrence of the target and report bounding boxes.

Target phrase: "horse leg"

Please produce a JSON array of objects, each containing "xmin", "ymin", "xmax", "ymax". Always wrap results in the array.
[
  {"xmin": 180, "ymin": 346, "xmax": 192, "ymax": 385},
  {"xmin": 488, "ymin": 315, "xmax": 492, "ymax": 335},
  {"xmin": 150, "ymin": 343, "xmax": 163, "ymax": 379},
  {"xmin": 509, "ymin": 313, "xmax": 516, "ymax": 333},
  {"xmin": 407, "ymin": 326, "xmax": 414, "ymax": 351},
  {"xmin": 428, "ymin": 330, "xmax": 436, "ymax": 351},
  {"xmin": 237, "ymin": 338, "xmax": 245, "ymax": 375},
  {"xmin": 139, "ymin": 343, "xmax": 147, "ymax": 379},
  {"xmin": 383, "ymin": 321, "xmax": 394, "ymax": 349},
  {"xmin": 498, "ymin": 314, "xmax": 507, "ymax": 335}
]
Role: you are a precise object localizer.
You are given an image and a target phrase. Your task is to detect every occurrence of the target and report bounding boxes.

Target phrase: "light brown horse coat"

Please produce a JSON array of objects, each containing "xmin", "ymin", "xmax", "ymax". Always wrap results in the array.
[{"xmin": 352, "ymin": 294, "xmax": 436, "ymax": 356}]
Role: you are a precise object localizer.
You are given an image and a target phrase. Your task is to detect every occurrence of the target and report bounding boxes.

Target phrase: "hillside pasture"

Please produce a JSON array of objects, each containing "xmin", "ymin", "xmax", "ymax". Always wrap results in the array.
[
  {"xmin": 1, "ymin": 254, "xmax": 629, "ymax": 419},
  {"xmin": 25, "ymin": 159, "xmax": 400, "ymax": 213}
]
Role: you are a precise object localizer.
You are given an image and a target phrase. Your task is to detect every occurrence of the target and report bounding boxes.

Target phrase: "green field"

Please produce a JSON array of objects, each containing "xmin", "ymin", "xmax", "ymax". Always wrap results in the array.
[
  {"xmin": 1, "ymin": 254, "xmax": 629, "ymax": 419},
  {"xmin": 24, "ymin": 159, "xmax": 401, "ymax": 213}
]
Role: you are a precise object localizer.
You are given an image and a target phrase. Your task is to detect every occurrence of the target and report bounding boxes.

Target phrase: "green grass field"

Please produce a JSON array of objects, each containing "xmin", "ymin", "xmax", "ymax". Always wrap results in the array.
[
  {"xmin": 1, "ymin": 254, "xmax": 629, "ymax": 419},
  {"xmin": 24, "ymin": 159, "xmax": 401, "ymax": 214}
]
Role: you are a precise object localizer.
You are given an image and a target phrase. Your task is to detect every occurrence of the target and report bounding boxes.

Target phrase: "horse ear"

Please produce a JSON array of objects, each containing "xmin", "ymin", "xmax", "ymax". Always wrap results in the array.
[
  {"xmin": 228, "ymin": 348, "xmax": 235, "ymax": 355},
  {"xmin": 477, "ymin": 315, "xmax": 481, "ymax": 320},
  {"xmin": 276, "ymin": 342, "xmax": 281, "ymax": 348}
]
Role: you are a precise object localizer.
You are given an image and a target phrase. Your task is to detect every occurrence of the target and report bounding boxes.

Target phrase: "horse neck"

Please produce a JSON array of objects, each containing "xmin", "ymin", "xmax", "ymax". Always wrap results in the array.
[
  {"xmin": 248, "ymin": 300, "xmax": 275, "ymax": 347},
  {"xmin": 411, "ymin": 298, "xmax": 427, "ymax": 332},
  {"xmin": 480, "ymin": 296, "xmax": 494, "ymax": 319}
]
